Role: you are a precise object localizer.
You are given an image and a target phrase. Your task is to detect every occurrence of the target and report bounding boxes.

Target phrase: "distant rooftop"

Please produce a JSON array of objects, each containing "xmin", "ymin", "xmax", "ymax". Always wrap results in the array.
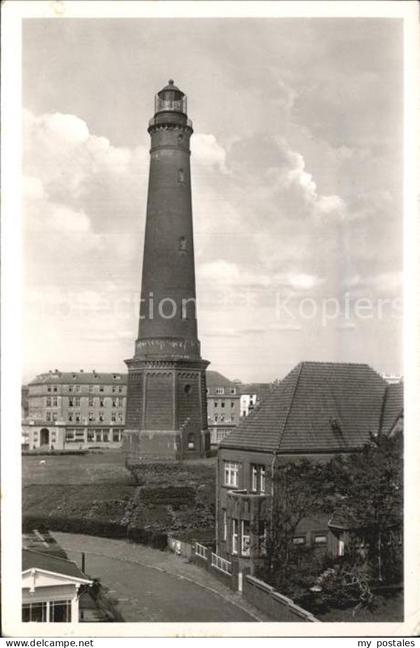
[
  {"xmin": 29, "ymin": 371, "xmax": 127, "ymax": 386},
  {"xmin": 206, "ymin": 370, "xmax": 234, "ymax": 387}
]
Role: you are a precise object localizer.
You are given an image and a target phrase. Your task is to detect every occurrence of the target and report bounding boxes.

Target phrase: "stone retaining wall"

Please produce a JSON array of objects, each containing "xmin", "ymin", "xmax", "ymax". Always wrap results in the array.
[{"xmin": 243, "ymin": 575, "xmax": 319, "ymax": 622}]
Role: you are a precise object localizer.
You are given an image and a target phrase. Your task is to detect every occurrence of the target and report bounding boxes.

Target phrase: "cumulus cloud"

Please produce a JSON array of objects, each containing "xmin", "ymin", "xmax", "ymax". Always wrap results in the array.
[{"xmin": 192, "ymin": 134, "xmax": 228, "ymax": 172}]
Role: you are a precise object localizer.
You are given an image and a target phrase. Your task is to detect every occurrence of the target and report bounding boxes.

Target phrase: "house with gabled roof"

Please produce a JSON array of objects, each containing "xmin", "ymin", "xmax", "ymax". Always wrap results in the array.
[
  {"xmin": 22, "ymin": 548, "xmax": 92, "ymax": 622},
  {"xmin": 216, "ymin": 361, "xmax": 403, "ymax": 571}
]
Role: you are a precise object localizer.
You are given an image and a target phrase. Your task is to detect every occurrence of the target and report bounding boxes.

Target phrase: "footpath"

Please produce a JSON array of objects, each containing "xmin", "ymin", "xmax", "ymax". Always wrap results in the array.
[{"xmin": 52, "ymin": 532, "xmax": 270, "ymax": 622}]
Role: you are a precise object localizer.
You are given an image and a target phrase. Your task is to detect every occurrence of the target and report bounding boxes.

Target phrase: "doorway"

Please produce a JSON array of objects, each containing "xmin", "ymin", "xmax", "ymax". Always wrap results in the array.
[{"xmin": 40, "ymin": 428, "xmax": 49, "ymax": 446}]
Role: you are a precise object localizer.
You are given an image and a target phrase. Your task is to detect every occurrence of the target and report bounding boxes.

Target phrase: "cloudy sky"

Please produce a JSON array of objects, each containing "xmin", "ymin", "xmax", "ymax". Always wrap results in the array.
[{"xmin": 23, "ymin": 18, "xmax": 403, "ymax": 383}]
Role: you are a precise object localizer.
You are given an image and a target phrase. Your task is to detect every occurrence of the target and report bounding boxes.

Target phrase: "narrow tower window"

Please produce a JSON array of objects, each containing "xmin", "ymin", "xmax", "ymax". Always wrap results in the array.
[
  {"xmin": 177, "ymin": 168, "xmax": 185, "ymax": 183},
  {"xmin": 178, "ymin": 236, "xmax": 187, "ymax": 252}
]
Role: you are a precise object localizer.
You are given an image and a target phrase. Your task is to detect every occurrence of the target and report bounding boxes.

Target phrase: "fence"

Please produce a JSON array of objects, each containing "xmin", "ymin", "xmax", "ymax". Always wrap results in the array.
[
  {"xmin": 195, "ymin": 542, "xmax": 208, "ymax": 560},
  {"xmin": 211, "ymin": 552, "xmax": 232, "ymax": 575},
  {"xmin": 243, "ymin": 575, "xmax": 319, "ymax": 622},
  {"xmin": 191, "ymin": 543, "xmax": 237, "ymax": 590}
]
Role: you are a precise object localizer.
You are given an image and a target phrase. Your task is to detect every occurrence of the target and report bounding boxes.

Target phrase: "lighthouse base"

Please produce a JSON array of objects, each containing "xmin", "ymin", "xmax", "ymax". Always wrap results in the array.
[{"xmin": 123, "ymin": 428, "xmax": 210, "ymax": 465}]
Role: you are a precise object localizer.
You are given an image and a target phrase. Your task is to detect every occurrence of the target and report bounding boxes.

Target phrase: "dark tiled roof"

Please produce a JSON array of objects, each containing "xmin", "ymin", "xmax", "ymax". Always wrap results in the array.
[
  {"xmin": 220, "ymin": 362, "xmax": 388, "ymax": 453},
  {"xmin": 380, "ymin": 382, "xmax": 404, "ymax": 435},
  {"xmin": 206, "ymin": 370, "xmax": 233, "ymax": 387},
  {"xmin": 22, "ymin": 549, "xmax": 90, "ymax": 581},
  {"xmin": 29, "ymin": 372, "xmax": 127, "ymax": 386}
]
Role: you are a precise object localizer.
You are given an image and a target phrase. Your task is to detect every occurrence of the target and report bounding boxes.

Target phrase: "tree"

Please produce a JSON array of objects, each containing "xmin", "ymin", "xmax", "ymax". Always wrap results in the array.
[
  {"xmin": 258, "ymin": 458, "xmax": 337, "ymax": 597},
  {"xmin": 258, "ymin": 432, "xmax": 403, "ymax": 610},
  {"xmin": 328, "ymin": 432, "xmax": 403, "ymax": 585}
]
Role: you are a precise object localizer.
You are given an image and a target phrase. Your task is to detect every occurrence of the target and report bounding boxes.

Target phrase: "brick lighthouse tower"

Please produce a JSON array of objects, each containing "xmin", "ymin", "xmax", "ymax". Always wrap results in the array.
[{"xmin": 124, "ymin": 80, "xmax": 210, "ymax": 464}]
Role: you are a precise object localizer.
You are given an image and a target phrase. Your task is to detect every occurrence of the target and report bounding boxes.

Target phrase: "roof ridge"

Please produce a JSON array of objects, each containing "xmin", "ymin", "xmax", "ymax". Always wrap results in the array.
[
  {"xmin": 378, "ymin": 383, "xmax": 390, "ymax": 434},
  {"xmin": 276, "ymin": 362, "xmax": 304, "ymax": 451}
]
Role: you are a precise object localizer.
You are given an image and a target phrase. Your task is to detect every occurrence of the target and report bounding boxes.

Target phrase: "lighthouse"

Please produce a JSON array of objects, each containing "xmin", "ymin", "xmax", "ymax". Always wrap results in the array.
[{"xmin": 124, "ymin": 80, "xmax": 210, "ymax": 463}]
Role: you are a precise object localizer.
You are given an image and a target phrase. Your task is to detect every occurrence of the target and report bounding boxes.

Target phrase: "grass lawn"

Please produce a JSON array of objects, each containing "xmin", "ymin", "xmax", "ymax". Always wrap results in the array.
[
  {"xmin": 23, "ymin": 450, "xmax": 216, "ymax": 544},
  {"xmin": 22, "ymin": 449, "xmax": 132, "ymax": 486}
]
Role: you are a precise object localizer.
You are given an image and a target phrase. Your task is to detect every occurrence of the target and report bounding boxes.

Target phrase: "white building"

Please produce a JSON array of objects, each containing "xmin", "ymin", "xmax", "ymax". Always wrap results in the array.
[{"xmin": 22, "ymin": 549, "xmax": 92, "ymax": 623}]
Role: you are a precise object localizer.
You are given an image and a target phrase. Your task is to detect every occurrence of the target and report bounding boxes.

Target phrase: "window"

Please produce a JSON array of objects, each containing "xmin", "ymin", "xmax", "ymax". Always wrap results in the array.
[
  {"xmin": 99, "ymin": 413, "xmax": 104, "ymax": 422},
  {"xmin": 46, "ymin": 397, "xmax": 51, "ymax": 407},
  {"xmin": 68, "ymin": 414, "xmax": 73, "ymax": 422},
  {"xmin": 88, "ymin": 397, "xmax": 94, "ymax": 407},
  {"xmin": 112, "ymin": 385, "xmax": 117, "ymax": 393},
  {"xmin": 46, "ymin": 412, "xmax": 51, "ymax": 422},
  {"xmin": 241, "ymin": 520, "xmax": 250, "ymax": 556},
  {"xmin": 88, "ymin": 412, "xmax": 94, "ymax": 422},
  {"xmin": 66, "ymin": 430, "xmax": 75, "ymax": 441},
  {"xmin": 187, "ymin": 433, "xmax": 195, "ymax": 449},
  {"xmin": 231, "ymin": 401, "xmax": 235, "ymax": 407},
  {"xmin": 99, "ymin": 386, "xmax": 104, "ymax": 393},
  {"xmin": 251, "ymin": 464, "xmax": 266, "ymax": 493},
  {"xmin": 313, "ymin": 534, "xmax": 327, "ymax": 545},
  {"xmin": 118, "ymin": 413, "xmax": 123, "ymax": 422},
  {"xmin": 75, "ymin": 413, "xmax": 80, "ymax": 422},
  {"xmin": 223, "ymin": 510, "xmax": 227, "ymax": 541},
  {"xmin": 111, "ymin": 413, "xmax": 116, "ymax": 422},
  {"xmin": 230, "ymin": 388, "xmax": 236, "ymax": 395},
  {"xmin": 47, "ymin": 386, "xmax": 51, "ymax": 393},
  {"xmin": 68, "ymin": 386, "xmax": 73, "ymax": 393},
  {"xmin": 338, "ymin": 538, "xmax": 345, "ymax": 557},
  {"xmin": 95, "ymin": 431, "xmax": 102, "ymax": 442},
  {"xmin": 293, "ymin": 536, "xmax": 306, "ymax": 545},
  {"xmin": 221, "ymin": 401, "xmax": 225, "ymax": 408},
  {"xmin": 184, "ymin": 384, "xmax": 192, "ymax": 395},
  {"xmin": 52, "ymin": 397, "xmax": 58, "ymax": 407},
  {"xmin": 87, "ymin": 430, "xmax": 94, "ymax": 442},
  {"xmin": 216, "ymin": 387, "xmax": 224, "ymax": 395},
  {"xmin": 214, "ymin": 402, "xmax": 218, "ymax": 408},
  {"xmin": 224, "ymin": 461, "xmax": 239, "ymax": 487},
  {"xmin": 69, "ymin": 398, "xmax": 73, "ymax": 407},
  {"xmin": 119, "ymin": 386, "xmax": 123, "ymax": 393},
  {"xmin": 232, "ymin": 519, "xmax": 238, "ymax": 554},
  {"xmin": 75, "ymin": 385, "xmax": 80, "ymax": 392},
  {"xmin": 74, "ymin": 397, "xmax": 80, "ymax": 406},
  {"xmin": 50, "ymin": 600, "xmax": 71, "ymax": 622},
  {"xmin": 22, "ymin": 602, "xmax": 47, "ymax": 622},
  {"xmin": 99, "ymin": 398, "xmax": 104, "ymax": 407},
  {"xmin": 103, "ymin": 432, "xmax": 109, "ymax": 442},
  {"xmin": 113, "ymin": 431, "xmax": 120, "ymax": 442},
  {"xmin": 52, "ymin": 412, "xmax": 57, "ymax": 422},
  {"xmin": 177, "ymin": 168, "xmax": 185, "ymax": 183}
]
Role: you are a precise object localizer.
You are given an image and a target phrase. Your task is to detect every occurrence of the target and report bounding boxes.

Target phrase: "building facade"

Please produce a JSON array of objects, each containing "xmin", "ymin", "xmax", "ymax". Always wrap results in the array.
[
  {"xmin": 216, "ymin": 362, "xmax": 404, "ymax": 572},
  {"xmin": 124, "ymin": 80, "xmax": 209, "ymax": 463},
  {"xmin": 23, "ymin": 370, "xmax": 127, "ymax": 450},
  {"xmin": 206, "ymin": 371, "xmax": 241, "ymax": 446}
]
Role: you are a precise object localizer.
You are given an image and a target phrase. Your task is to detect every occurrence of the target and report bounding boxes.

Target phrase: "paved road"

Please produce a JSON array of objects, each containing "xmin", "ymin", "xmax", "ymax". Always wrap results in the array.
[{"xmin": 53, "ymin": 533, "xmax": 259, "ymax": 622}]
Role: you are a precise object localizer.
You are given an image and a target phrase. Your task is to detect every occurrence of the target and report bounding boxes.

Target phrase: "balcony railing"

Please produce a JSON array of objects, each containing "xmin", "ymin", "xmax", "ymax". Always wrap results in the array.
[{"xmin": 149, "ymin": 116, "xmax": 192, "ymax": 129}]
